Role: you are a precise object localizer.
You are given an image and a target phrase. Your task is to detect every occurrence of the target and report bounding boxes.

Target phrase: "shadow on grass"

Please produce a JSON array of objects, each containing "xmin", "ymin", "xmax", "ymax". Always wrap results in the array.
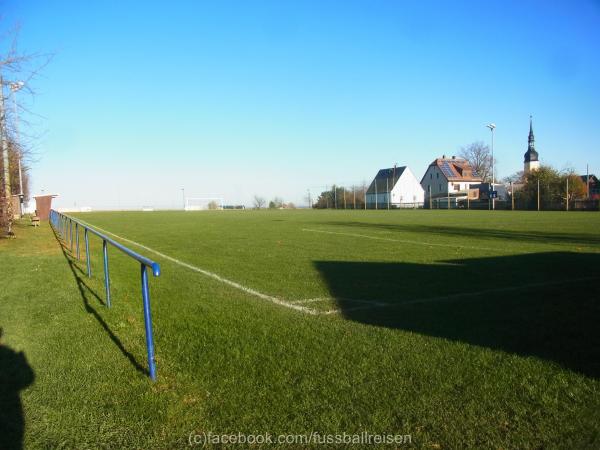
[
  {"xmin": 315, "ymin": 252, "xmax": 600, "ymax": 378},
  {"xmin": 0, "ymin": 328, "xmax": 35, "ymax": 450},
  {"xmin": 316, "ymin": 221, "xmax": 600, "ymax": 247},
  {"xmin": 51, "ymin": 227, "xmax": 149, "ymax": 376}
]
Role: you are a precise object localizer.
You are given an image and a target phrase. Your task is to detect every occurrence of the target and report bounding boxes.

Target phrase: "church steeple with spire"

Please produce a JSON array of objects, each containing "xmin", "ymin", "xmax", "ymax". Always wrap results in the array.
[{"xmin": 524, "ymin": 115, "xmax": 540, "ymax": 173}]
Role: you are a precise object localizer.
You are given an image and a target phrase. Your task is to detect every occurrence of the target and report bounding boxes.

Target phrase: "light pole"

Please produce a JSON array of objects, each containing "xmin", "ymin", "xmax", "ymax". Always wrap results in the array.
[
  {"xmin": 486, "ymin": 123, "xmax": 496, "ymax": 210},
  {"xmin": 9, "ymin": 81, "xmax": 25, "ymax": 217},
  {"xmin": 181, "ymin": 188, "xmax": 185, "ymax": 210}
]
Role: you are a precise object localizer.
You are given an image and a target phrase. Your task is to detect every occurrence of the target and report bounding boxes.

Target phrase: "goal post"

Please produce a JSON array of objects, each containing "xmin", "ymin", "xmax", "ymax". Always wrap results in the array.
[{"xmin": 184, "ymin": 197, "xmax": 224, "ymax": 211}]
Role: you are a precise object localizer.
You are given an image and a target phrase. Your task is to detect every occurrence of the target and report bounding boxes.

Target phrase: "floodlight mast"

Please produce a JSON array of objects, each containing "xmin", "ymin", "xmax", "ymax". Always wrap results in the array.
[
  {"xmin": 9, "ymin": 81, "xmax": 25, "ymax": 216},
  {"xmin": 486, "ymin": 123, "xmax": 496, "ymax": 210}
]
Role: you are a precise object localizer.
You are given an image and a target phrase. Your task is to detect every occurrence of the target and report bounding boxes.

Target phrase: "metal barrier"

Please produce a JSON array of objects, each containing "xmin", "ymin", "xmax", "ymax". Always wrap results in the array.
[{"xmin": 50, "ymin": 209, "xmax": 161, "ymax": 380}]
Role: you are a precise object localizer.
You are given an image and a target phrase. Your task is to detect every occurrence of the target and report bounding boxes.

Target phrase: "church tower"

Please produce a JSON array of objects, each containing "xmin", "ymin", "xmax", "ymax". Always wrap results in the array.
[{"xmin": 524, "ymin": 116, "xmax": 540, "ymax": 173}]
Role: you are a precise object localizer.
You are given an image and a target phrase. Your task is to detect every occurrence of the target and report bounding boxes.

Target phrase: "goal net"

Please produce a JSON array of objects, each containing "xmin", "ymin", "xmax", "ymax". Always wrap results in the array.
[{"xmin": 184, "ymin": 197, "xmax": 224, "ymax": 211}]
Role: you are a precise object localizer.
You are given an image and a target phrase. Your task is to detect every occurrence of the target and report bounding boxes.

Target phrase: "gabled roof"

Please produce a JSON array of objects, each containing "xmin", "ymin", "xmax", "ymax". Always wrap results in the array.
[
  {"xmin": 580, "ymin": 174, "xmax": 598, "ymax": 184},
  {"xmin": 366, "ymin": 166, "xmax": 407, "ymax": 194},
  {"xmin": 421, "ymin": 157, "xmax": 482, "ymax": 183}
]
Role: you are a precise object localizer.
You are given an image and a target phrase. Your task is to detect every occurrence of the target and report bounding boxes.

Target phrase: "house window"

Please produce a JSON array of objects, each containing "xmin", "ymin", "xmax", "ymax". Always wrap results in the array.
[
  {"xmin": 454, "ymin": 184, "xmax": 460, "ymax": 191},
  {"xmin": 430, "ymin": 173, "xmax": 432, "ymax": 179}
]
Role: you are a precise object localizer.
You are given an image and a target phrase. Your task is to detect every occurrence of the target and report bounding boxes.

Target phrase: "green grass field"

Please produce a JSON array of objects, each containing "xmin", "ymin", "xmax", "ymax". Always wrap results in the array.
[{"xmin": 1, "ymin": 210, "xmax": 599, "ymax": 448}]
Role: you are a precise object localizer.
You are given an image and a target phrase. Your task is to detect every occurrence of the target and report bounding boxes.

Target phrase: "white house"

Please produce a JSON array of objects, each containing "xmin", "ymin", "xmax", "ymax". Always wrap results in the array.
[
  {"xmin": 365, "ymin": 166, "xmax": 424, "ymax": 208},
  {"xmin": 420, "ymin": 155, "xmax": 482, "ymax": 207}
]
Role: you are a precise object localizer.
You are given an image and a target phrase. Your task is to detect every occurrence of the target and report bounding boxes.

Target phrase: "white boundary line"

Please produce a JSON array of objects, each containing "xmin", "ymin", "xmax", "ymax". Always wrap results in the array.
[
  {"xmin": 72, "ymin": 217, "xmax": 598, "ymax": 317},
  {"xmin": 301, "ymin": 228, "xmax": 500, "ymax": 252},
  {"xmin": 73, "ymin": 218, "xmax": 318, "ymax": 315}
]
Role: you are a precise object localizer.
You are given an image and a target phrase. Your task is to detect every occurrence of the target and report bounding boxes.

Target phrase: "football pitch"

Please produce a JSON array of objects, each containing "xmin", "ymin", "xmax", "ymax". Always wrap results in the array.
[{"xmin": 2, "ymin": 209, "xmax": 600, "ymax": 448}]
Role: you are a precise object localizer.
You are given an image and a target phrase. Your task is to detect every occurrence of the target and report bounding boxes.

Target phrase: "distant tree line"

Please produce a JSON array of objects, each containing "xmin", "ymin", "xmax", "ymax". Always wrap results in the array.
[{"xmin": 313, "ymin": 184, "xmax": 368, "ymax": 209}]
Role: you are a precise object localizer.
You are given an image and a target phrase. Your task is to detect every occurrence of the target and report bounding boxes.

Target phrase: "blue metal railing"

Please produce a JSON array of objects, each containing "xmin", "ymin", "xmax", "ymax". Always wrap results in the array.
[{"xmin": 50, "ymin": 209, "xmax": 161, "ymax": 380}]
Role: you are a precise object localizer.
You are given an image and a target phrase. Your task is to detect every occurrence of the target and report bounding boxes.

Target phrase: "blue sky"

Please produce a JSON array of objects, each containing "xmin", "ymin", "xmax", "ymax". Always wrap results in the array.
[{"xmin": 3, "ymin": 0, "xmax": 599, "ymax": 208}]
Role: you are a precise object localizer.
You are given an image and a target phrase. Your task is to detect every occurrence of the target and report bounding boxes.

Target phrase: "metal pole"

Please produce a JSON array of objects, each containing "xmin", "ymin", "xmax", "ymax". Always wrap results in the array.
[
  {"xmin": 511, "ymin": 181, "xmax": 514, "ymax": 211},
  {"xmin": 76, "ymin": 223, "xmax": 80, "ymax": 259},
  {"xmin": 10, "ymin": 85, "xmax": 24, "ymax": 217},
  {"xmin": 538, "ymin": 178, "xmax": 540, "ymax": 211},
  {"xmin": 386, "ymin": 178, "xmax": 390, "ymax": 210},
  {"xmin": 181, "ymin": 188, "xmax": 185, "ymax": 210},
  {"xmin": 491, "ymin": 127, "xmax": 495, "ymax": 210},
  {"xmin": 428, "ymin": 185, "xmax": 432, "ymax": 209},
  {"xmin": 85, "ymin": 228, "xmax": 91, "ymax": 277},
  {"xmin": 566, "ymin": 177, "xmax": 569, "ymax": 211},
  {"xmin": 70, "ymin": 219, "xmax": 74, "ymax": 252},
  {"xmin": 141, "ymin": 264, "xmax": 157, "ymax": 380},
  {"xmin": 103, "ymin": 240, "xmax": 111, "ymax": 307},
  {"xmin": 0, "ymin": 76, "xmax": 13, "ymax": 235}
]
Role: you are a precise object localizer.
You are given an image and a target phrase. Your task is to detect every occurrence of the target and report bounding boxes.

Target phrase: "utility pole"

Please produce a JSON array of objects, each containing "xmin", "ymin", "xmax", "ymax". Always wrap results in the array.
[{"xmin": 1, "ymin": 76, "xmax": 14, "ymax": 235}]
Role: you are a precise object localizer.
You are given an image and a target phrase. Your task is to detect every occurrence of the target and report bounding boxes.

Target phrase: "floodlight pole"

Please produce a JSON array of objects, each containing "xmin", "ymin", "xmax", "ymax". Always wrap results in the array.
[
  {"xmin": 486, "ymin": 123, "xmax": 496, "ymax": 210},
  {"xmin": 0, "ymin": 75, "xmax": 13, "ymax": 235},
  {"xmin": 10, "ymin": 82, "xmax": 25, "ymax": 217}
]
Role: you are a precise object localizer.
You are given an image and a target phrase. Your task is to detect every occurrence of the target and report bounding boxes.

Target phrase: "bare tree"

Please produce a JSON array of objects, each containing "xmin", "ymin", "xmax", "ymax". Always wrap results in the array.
[
  {"xmin": 459, "ymin": 141, "xmax": 495, "ymax": 183},
  {"xmin": 253, "ymin": 195, "xmax": 266, "ymax": 209},
  {"xmin": 1, "ymin": 26, "xmax": 52, "ymax": 235}
]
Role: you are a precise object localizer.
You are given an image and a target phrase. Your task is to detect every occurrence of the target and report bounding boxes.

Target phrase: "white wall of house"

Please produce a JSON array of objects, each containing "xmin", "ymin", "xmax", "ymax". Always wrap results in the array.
[{"xmin": 390, "ymin": 167, "xmax": 424, "ymax": 206}]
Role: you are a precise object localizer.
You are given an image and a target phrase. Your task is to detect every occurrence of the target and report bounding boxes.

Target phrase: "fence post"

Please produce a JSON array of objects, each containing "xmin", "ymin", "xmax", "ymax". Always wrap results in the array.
[
  {"xmin": 85, "ymin": 228, "xmax": 91, "ymax": 277},
  {"xmin": 70, "ymin": 219, "xmax": 74, "ymax": 252},
  {"xmin": 141, "ymin": 264, "xmax": 157, "ymax": 381},
  {"xmin": 103, "ymin": 240, "xmax": 111, "ymax": 307},
  {"xmin": 75, "ymin": 223, "xmax": 80, "ymax": 259}
]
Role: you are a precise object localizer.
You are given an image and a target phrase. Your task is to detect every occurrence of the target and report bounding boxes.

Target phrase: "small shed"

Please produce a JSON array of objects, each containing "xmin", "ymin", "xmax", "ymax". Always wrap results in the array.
[{"xmin": 33, "ymin": 194, "xmax": 59, "ymax": 220}]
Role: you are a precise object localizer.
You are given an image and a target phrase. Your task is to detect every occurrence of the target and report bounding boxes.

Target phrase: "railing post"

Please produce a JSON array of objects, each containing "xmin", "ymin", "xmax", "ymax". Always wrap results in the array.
[
  {"xmin": 75, "ymin": 223, "xmax": 80, "ymax": 259},
  {"xmin": 70, "ymin": 219, "xmax": 74, "ymax": 252},
  {"xmin": 103, "ymin": 240, "xmax": 111, "ymax": 307},
  {"xmin": 85, "ymin": 228, "xmax": 91, "ymax": 277},
  {"xmin": 141, "ymin": 264, "xmax": 157, "ymax": 380}
]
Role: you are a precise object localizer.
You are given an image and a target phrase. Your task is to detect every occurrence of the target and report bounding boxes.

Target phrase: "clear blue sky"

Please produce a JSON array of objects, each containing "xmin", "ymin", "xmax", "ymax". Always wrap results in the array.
[{"xmin": 3, "ymin": 0, "xmax": 599, "ymax": 208}]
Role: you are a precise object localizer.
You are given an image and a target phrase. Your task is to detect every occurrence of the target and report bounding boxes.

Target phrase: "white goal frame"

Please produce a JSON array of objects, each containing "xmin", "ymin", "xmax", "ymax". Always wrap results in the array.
[{"xmin": 184, "ymin": 197, "xmax": 224, "ymax": 211}]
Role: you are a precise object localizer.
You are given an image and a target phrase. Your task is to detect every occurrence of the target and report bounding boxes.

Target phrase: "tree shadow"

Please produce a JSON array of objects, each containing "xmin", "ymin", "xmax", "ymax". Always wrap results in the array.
[
  {"xmin": 316, "ymin": 220, "xmax": 600, "ymax": 247},
  {"xmin": 51, "ymin": 227, "xmax": 149, "ymax": 376},
  {"xmin": 0, "ymin": 328, "xmax": 35, "ymax": 450},
  {"xmin": 314, "ymin": 252, "xmax": 600, "ymax": 378}
]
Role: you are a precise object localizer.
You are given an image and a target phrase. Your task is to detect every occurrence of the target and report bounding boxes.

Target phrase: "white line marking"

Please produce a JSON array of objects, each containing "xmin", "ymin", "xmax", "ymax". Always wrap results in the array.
[
  {"xmin": 72, "ymin": 218, "xmax": 318, "ymax": 315},
  {"xmin": 302, "ymin": 228, "xmax": 500, "ymax": 251},
  {"xmin": 70, "ymin": 217, "xmax": 598, "ymax": 317}
]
